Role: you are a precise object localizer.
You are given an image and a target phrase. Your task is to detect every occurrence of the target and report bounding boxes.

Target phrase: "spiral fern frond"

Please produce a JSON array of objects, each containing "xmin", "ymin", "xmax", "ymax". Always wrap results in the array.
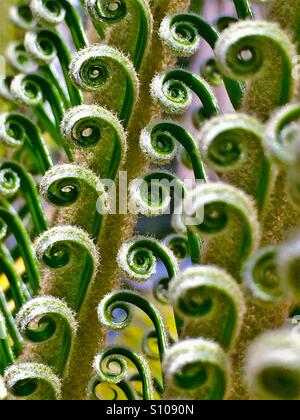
[
  {"xmin": 92, "ymin": 346, "xmax": 154, "ymax": 400},
  {"xmin": 98, "ymin": 290, "xmax": 169, "ymax": 362},
  {"xmin": 151, "ymin": 68, "xmax": 219, "ymax": 116},
  {"xmin": 242, "ymin": 245, "xmax": 284, "ymax": 304},
  {"xmin": 164, "ymin": 233, "xmax": 190, "ymax": 261},
  {"xmin": 117, "ymin": 235, "xmax": 178, "ymax": 281},
  {"xmin": 129, "ymin": 171, "xmax": 186, "ymax": 217},
  {"xmin": 40, "ymin": 163, "xmax": 109, "ymax": 238},
  {"xmin": 0, "ymin": 161, "xmax": 48, "ymax": 234},
  {"xmin": 0, "ymin": 0, "xmax": 299, "ymax": 403},
  {"xmin": 215, "ymin": 20, "xmax": 296, "ymax": 119},
  {"xmin": 69, "ymin": 45, "xmax": 139, "ymax": 127},
  {"xmin": 30, "ymin": 0, "xmax": 87, "ymax": 49},
  {"xmin": 24, "ymin": 28, "xmax": 82, "ymax": 106},
  {"xmin": 163, "ymin": 338, "xmax": 230, "ymax": 400},
  {"xmin": 140, "ymin": 121, "xmax": 207, "ymax": 181},
  {"xmin": 16, "ymin": 296, "xmax": 77, "ymax": 374},
  {"xmin": 4, "ymin": 361, "xmax": 61, "ymax": 400},
  {"xmin": 10, "ymin": 3, "xmax": 36, "ymax": 30},
  {"xmin": 264, "ymin": 104, "xmax": 300, "ymax": 166},
  {"xmin": 170, "ymin": 265, "xmax": 246, "ymax": 350},
  {"xmin": 183, "ymin": 182, "xmax": 261, "ymax": 278},
  {"xmin": 86, "ymin": 0, "xmax": 153, "ymax": 70},
  {"xmin": 61, "ymin": 104, "xmax": 127, "ymax": 179},
  {"xmin": 159, "ymin": 12, "xmax": 244, "ymax": 109},
  {"xmin": 9, "ymin": 73, "xmax": 70, "ymax": 157},
  {"xmin": 0, "ymin": 112, "xmax": 52, "ymax": 173},
  {"xmin": 35, "ymin": 225, "xmax": 99, "ymax": 310},
  {"xmin": 246, "ymin": 330, "xmax": 300, "ymax": 400},
  {"xmin": 199, "ymin": 113, "xmax": 270, "ymax": 209},
  {"xmin": 6, "ymin": 41, "xmax": 37, "ymax": 74}
]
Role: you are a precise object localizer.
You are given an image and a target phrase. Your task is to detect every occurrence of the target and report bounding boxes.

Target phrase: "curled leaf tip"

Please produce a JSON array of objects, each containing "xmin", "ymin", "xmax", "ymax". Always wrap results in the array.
[
  {"xmin": 40, "ymin": 163, "xmax": 109, "ymax": 210},
  {"xmin": 30, "ymin": 0, "xmax": 66, "ymax": 26},
  {"xmin": 243, "ymin": 246, "xmax": 284, "ymax": 304},
  {"xmin": 69, "ymin": 44, "xmax": 139, "ymax": 125},
  {"xmin": 215, "ymin": 20, "xmax": 294, "ymax": 82},
  {"xmin": 185, "ymin": 182, "xmax": 261, "ymax": 252},
  {"xmin": 159, "ymin": 13, "xmax": 202, "ymax": 58},
  {"xmin": 163, "ymin": 338, "xmax": 230, "ymax": 400},
  {"xmin": 15, "ymin": 296, "xmax": 77, "ymax": 373},
  {"xmin": 169, "ymin": 265, "xmax": 246, "ymax": 350},
  {"xmin": 4, "ymin": 362, "xmax": 61, "ymax": 400},
  {"xmin": 117, "ymin": 235, "xmax": 179, "ymax": 282},
  {"xmin": 246, "ymin": 330, "xmax": 300, "ymax": 400},
  {"xmin": 92, "ymin": 345, "xmax": 154, "ymax": 400},
  {"xmin": 140, "ymin": 123, "xmax": 179, "ymax": 165},
  {"xmin": 150, "ymin": 68, "xmax": 219, "ymax": 116},
  {"xmin": 199, "ymin": 113, "xmax": 264, "ymax": 173},
  {"xmin": 35, "ymin": 226, "xmax": 99, "ymax": 310},
  {"xmin": 265, "ymin": 104, "xmax": 300, "ymax": 166},
  {"xmin": 98, "ymin": 290, "xmax": 169, "ymax": 361},
  {"xmin": 215, "ymin": 20, "xmax": 295, "ymax": 118},
  {"xmin": 61, "ymin": 104, "xmax": 127, "ymax": 179},
  {"xmin": 278, "ymin": 233, "xmax": 300, "ymax": 300},
  {"xmin": 15, "ymin": 295, "xmax": 78, "ymax": 339},
  {"xmin": 10, "ymin": 3, "xmax": 36, "ymax": 30},
  {"xmin": 0, "ymin": 167, "xmax": 20, "ymax": 198}
]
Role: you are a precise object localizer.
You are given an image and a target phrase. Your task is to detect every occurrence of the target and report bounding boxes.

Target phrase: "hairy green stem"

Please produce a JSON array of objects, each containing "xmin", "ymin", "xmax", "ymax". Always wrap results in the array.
[
  {"xmin": 218, "ymin": 14, "xmax": 300, "ymax": 398},
  {"xmin": 62, "ymin": 0, "xmax": 192, "ymax": 400},
  {"xmin": 229, "ymin": 298, "xmax": 290, "ymax": 400},
  {"xmin": 267, "ymin": 0, "xmax": 300, "ymax": 54}
]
